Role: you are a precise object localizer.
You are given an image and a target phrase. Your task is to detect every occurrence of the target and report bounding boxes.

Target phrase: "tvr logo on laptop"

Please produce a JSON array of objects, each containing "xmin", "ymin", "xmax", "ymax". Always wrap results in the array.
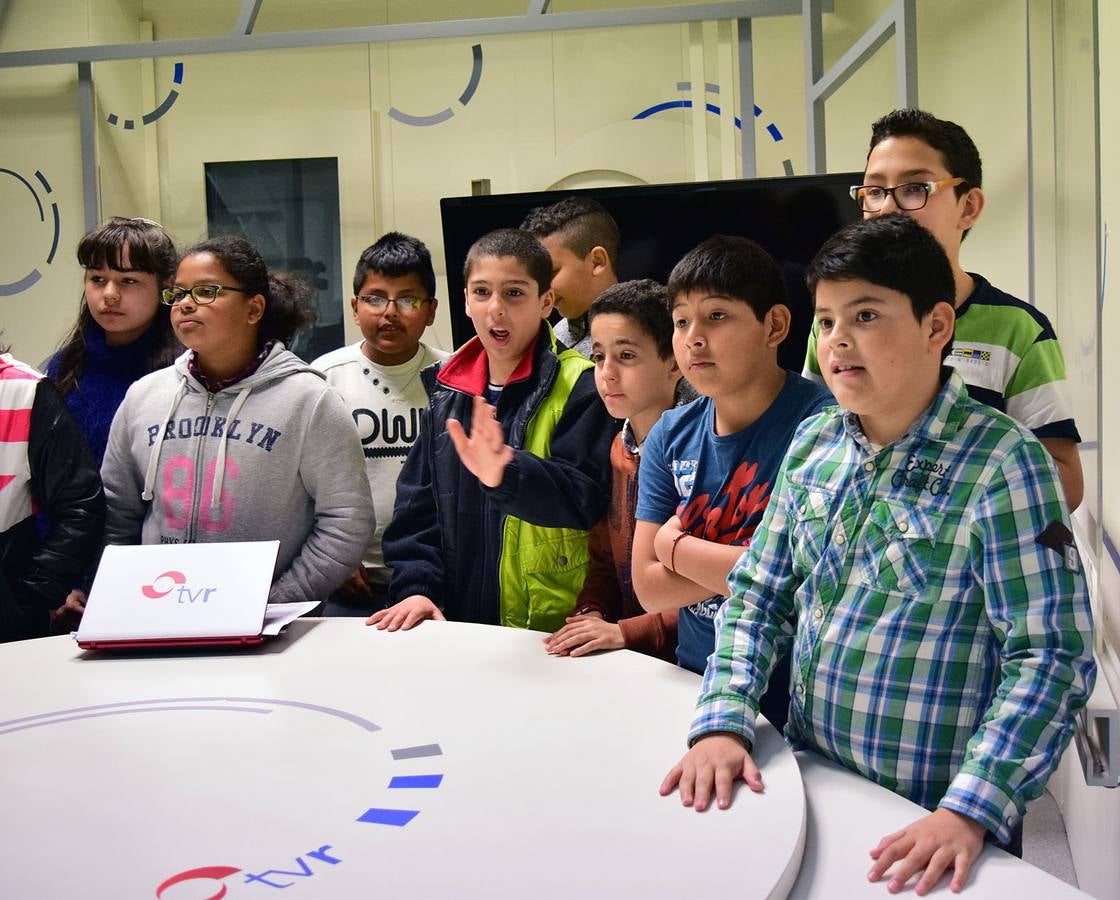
[{"xmin": 142, "ymin": 570, "xmax": 218, "ymax": 604}]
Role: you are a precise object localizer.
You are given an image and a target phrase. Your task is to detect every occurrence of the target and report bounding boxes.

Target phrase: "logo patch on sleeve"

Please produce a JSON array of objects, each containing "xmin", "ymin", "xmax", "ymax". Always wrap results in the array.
[{"xmin": 1035, "ymin": 520, "xmax": 1081, "ymax": 573}]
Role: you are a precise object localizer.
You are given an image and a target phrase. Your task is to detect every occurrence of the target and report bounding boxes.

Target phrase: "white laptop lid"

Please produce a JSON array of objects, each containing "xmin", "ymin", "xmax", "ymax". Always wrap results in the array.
[{"xmin": 76, "ymin": 541, "xmax": 280, "ymax": 642}]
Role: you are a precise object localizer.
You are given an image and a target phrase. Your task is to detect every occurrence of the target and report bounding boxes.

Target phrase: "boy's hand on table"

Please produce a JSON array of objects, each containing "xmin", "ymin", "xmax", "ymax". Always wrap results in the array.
[
  {"xmin": 336, "ymin": 567, "xmax": 370, "ymax": 599},
  {"xmin": 447, "ymin": 394, "xmax": 514, "ymax": 488},
  {"xmin": 868, "ymin": 807, "xmax": 986, "ymax": 895},
  {"xmin": 365, "ymin": 595, "xmax": 444, "ymax": 631},
  {"xmin": 660, "ymin": 733, "xmax": 763, "ymax": 810},
  {"xmin": 49, "ymin": 589, "xmax": 87, "ymax": 631},
  {"xmin": 543, "ymin": 612, "xmax": 624, "ymax": 656}
]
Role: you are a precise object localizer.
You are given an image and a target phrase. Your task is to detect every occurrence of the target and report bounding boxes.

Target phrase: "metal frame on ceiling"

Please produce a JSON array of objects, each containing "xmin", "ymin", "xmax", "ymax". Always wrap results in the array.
[
  {"xmin": 0, "ymin": 1, "xmax": 813, "ymax": 66},
  {"xmin": 802, "ymin": 0, "xmax": 917, "ymax": 174},
  {"xmin": 0, "ymin": 0, "xmax": 916, "ymax": 227}
]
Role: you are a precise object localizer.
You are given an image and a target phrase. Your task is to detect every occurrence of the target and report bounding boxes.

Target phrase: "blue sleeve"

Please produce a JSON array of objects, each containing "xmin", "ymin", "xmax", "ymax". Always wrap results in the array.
[
  {"xmin": 635, "ymin": 414, "xmax": 681, "ymax": 523},
  {"xmin": 381, "ymin": 406, "xmax": 447, "ymax": 607}
]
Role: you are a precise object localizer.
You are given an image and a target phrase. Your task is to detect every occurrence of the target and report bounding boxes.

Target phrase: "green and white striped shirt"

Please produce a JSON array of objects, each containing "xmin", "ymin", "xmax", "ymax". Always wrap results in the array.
[{"xmin": 803, "ymin": 274, "xmax": 1080, "ymax": 442}]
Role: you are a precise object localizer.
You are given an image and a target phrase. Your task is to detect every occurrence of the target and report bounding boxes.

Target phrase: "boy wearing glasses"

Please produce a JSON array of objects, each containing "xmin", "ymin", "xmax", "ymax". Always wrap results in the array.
[
  {"xmin": 311, "ymin": 232, "xmax": 450, "ymax": 616},
  {"xmin": 803, "ymin": 109, "xmax": 1083, "ymax": 510}
]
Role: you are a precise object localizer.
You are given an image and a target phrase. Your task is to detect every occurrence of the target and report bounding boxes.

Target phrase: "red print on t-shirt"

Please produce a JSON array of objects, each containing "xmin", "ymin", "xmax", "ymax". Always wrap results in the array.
[{"xmin": 677, "ymin": 461, "xmax": 771, "ymax": 547}]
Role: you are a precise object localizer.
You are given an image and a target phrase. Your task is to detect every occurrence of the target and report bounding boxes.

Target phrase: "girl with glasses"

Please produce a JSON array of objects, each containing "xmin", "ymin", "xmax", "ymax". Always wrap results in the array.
[{"xmin": 101, "ymin": 235, "xmax": 375, "ymax": 607}]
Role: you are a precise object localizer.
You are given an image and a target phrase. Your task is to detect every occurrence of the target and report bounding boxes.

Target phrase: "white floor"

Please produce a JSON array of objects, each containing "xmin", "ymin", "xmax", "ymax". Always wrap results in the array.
[{"xmin": 1023, "ymin": 790, "xmax": 1078, "ymax": 888}]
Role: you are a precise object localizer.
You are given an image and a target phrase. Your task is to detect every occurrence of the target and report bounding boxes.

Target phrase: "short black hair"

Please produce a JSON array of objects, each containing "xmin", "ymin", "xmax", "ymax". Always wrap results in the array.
[
  {"xmin": 869, "ymin": 109, "xmax": 982, "ymax": 196},
  {"xmin": 667, "ymin": 235, "xmax": 787, "ymax": 321},
  {"xmin": 463, "ymin": 228, "xmax": 552, "ymax": 295},
  {"xmin": 805, "ymin": 213, "xmax": 955, "ymax": 347},
  {"xmin": 352, "ymin": 231, "xmax": 436, "ymax": 297},
  {"xmin": 185, "ymin": 234, "xmax": 314, "ymax": 348},
  {"xmin": 589, "ymin": 279, "xmax": 673, "ymax": 360},
  {"xmin": 520, "ymin": 197, "xmax": 621, "ymax": 269}
]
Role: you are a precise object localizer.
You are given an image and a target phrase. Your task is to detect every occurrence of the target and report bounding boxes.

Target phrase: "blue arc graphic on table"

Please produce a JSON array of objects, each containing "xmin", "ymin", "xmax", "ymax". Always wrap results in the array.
[
  {"xmin": 0, "ymin": 696, "xmax": 442, "ymax": 830},
  {"xmin": 0, "ymin": 167, "xmax": 59, "ymax": 297}
]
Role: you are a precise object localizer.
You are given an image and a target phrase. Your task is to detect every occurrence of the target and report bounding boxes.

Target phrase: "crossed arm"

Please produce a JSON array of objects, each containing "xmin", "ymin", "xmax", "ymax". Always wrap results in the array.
[{"xmin": 631, "ymin": 516, "xmax": 745, "ymax": 613}]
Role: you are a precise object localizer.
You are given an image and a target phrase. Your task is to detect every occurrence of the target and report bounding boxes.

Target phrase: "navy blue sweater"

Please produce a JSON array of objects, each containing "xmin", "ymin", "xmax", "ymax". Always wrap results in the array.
[{"xmin": 45, "ymin": 323, "xmax": 160, "ymax": 466}]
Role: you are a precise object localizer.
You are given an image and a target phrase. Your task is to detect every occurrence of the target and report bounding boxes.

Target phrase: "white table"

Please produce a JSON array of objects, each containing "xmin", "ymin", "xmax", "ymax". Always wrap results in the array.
[
  {"xmin": 0, "ymin": 619, "xmax": 1090, "ymax": 899},
  {"xmin": 0, "ymin": 619, "xmax": 805, "ymax": 900},
  {"xmin": 789, "ymin": 751, "xmax": 1088, "ymax": 898}
]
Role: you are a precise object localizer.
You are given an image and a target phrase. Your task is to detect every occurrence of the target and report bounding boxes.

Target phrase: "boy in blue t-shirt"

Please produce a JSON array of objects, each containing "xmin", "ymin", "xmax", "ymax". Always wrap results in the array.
[{"xmin": 633, "ymin": 235, "xmax": 831, "ymax": 730}]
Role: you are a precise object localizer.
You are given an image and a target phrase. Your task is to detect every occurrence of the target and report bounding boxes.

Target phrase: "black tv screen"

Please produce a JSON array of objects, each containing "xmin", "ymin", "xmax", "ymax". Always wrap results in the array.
[{"xmin": 440, "ymin": 172, "xmax": 862, "ymax": 371}]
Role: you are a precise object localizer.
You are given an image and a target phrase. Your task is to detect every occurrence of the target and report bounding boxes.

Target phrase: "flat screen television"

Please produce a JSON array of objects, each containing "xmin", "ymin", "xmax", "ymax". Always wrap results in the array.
[{"xmin": 439, "ymin": 172, "xmax": 862, "ymax": 371}]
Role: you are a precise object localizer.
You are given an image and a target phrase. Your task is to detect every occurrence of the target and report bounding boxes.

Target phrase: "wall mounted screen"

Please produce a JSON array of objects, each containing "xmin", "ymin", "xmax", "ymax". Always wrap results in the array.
[{"xmin": 440, "ymin": 172, "xmax": 863, "ymax": 370}]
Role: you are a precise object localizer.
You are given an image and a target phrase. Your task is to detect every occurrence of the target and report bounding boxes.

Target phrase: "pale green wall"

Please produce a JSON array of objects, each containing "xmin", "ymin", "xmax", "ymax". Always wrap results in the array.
[
  {"xmin": 0, "ymin": 0, "xmax": 1041, "ymax": 359},
  {"xmin": 0, "ymin": 1, "xmax": 89, "ymax": 363}
]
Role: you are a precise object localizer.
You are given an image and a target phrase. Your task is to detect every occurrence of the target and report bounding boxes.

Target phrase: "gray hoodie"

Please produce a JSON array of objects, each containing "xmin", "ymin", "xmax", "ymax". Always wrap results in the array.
[{"xmin": 101, "ymin": 344, "xmax": 376, "ymax": 604}]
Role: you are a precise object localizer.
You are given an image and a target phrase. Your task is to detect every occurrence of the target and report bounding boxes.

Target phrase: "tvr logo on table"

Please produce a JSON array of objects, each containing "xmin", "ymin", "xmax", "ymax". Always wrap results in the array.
[
  {"xmin": 155, "ymin": 846, "xmax": 342, "ymax": 899},
  {"xmin": 141, "ymin": 570, "xmax": 218, "ymax": 604},
  {"xmin": 0, "ymin": 695, "xmax": 439, "ymax": 898}
]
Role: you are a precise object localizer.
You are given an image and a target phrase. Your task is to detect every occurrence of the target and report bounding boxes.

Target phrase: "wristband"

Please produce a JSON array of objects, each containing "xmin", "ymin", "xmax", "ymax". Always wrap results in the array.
[{"xmin": 669, "ymin": 531, "xmax": 690, "ymax": 574}]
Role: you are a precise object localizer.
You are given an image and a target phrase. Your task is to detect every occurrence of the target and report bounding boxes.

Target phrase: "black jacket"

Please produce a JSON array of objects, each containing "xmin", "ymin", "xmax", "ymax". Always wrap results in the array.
[
  {"xmin": 1, "ymin": 379, "xmax": 105, "ymax": 641},
  {"xmin": 382, "ymin": 324, "xmax": 618, "ymax": 624}
]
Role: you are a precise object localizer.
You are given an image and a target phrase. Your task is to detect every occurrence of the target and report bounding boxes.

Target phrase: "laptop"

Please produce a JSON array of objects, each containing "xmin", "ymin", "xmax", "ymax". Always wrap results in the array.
[{"xmin": 76, "ymin": 541, "xmax": 295, "ymax": 650}]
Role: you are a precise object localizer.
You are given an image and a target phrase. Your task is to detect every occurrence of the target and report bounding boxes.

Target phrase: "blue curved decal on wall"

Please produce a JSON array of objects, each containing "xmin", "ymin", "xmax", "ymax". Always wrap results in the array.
[
  {"xmin": 634, "ymin": 82, "xmax": 793, "ymax": 174},
  {"xmin": 107, "ymin": 61, "xmax": 184, "ymax": 129},
  {"xmin": 0, "ymin": 167, "xmax": 59, "ymax": 297},
  {"xmin": 388, "ymin": 44, "xmax": 483, "ymax": 127}
]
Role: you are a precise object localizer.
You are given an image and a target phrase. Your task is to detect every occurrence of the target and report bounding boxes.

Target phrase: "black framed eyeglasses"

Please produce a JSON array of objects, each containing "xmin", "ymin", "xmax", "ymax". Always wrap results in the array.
[
  {"xmin": 161, "ymin": 284, "xmax": 252, "ymax": 306},
  {"xmin": 849, "ymin": 177, "xmax": 967, "ymax": 212},
  {"xmin": 355, "ymin": 295, "xmax": 430, "ymax": 312}
]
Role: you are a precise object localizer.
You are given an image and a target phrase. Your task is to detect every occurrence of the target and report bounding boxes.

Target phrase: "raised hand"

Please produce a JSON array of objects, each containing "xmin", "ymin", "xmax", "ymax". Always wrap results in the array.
[{"xmin": 447, "ymin": 394, "xmax": 514, "ymax": 488}]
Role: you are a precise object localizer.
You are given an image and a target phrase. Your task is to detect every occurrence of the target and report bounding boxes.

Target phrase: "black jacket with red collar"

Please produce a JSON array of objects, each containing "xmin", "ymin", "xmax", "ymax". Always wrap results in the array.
[{"xmin": 382, "ymin": 323, "xmax": 618, "ymax": 625}]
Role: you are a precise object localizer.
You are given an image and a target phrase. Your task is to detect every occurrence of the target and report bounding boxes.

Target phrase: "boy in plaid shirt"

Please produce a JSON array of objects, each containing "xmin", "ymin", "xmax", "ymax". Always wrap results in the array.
[{"xmin": 661, "ymin": 214, "xmax": 1095, "ymax": 895}]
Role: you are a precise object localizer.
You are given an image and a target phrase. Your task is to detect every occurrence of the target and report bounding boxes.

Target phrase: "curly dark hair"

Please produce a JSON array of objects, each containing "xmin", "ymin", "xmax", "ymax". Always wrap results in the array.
[{"xmin": 184, "ymin": 234, "xmax": 314, "ymax": 348}]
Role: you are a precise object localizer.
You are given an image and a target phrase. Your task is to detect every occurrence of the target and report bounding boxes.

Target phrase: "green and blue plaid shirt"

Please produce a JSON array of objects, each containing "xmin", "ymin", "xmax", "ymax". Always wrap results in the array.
[{"xmin": 689, "ymin": 369, "xmax": 1095, "ymax": 842}]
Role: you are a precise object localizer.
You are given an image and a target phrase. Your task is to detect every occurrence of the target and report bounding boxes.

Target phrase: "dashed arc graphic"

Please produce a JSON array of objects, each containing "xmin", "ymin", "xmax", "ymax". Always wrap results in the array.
[
  {"xmin": 0, "ymin": 697, "xmax": 443, "ymax": 897},
  {"xmin": 0, "ymin": 167, "xmax": 59, "ymax": 297}
]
